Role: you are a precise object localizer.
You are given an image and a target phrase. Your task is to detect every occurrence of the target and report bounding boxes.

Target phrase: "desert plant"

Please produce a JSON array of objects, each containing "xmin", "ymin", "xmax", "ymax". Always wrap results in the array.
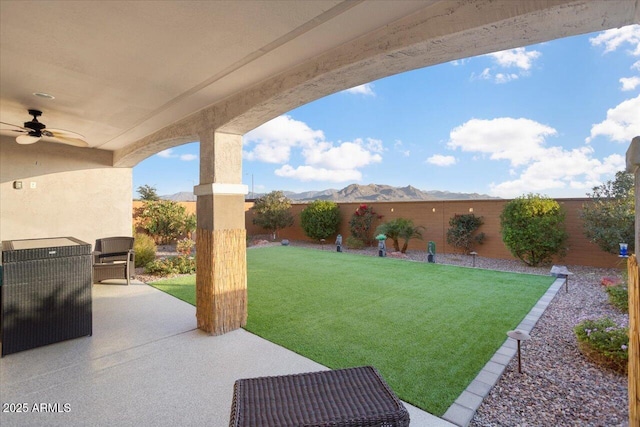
[
  {"xmin": 251, "ymin": 191, "xmax": 294, "ymax": 239},
  {"xmin": 300, "ymin": 200, "xmax": 341, "ymax": 241},
  {"xmin": 176, "ymin": 237, "xmax": 195, "ymax": 256},
  {"xmin": 349, "ymin": 204, "xmax": 381, "ymax": 245},
  {"xmin": 135, "ymin": 200, "xmax": 196, "ymax": 245},
  {"xmin": 500, "ymin": 193, "xmax": 568, "ymax": 266},
  {"xmin": 133, "ymin": 233, "xmax": 157, "ymax": 268},
  {"xmin": 574, "ymin": 317, "xmax": 628, "ymax": 374},
  {"xmin": 580, "ymin": 171, "xmax": 635, "ymax": 254},
  {"xmin": 376, "ymin": 218, "xmax": 425, "ymax": 253},
  {"xmin": 446, "ymin": 213, "xmax": 485, "ymax": 254},
  {"xmin": 144, "ymin": 255, "xmax": 196, "ymax": 276},
  {"xmin": 605, "ymin": 285, "xmax": 629, "ymax": 312}
]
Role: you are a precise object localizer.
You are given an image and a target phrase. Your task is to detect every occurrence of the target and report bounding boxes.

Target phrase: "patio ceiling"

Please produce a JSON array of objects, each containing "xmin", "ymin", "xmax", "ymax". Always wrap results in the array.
[{"xmin": 1, "ymin": 1, "xmax": 638, "ymax": 166}]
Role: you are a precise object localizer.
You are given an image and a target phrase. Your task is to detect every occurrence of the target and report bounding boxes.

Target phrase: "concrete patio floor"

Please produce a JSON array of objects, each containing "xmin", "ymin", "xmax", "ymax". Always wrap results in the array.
[{"xmin": 0, "ymin": 280, "xmax": 453, "ymax": 427}]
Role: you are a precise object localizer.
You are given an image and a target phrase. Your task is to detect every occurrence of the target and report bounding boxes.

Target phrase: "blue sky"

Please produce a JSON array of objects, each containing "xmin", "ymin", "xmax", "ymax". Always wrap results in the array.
[{"xmin": 133, "ymin": 25, "xmax": 640, "ymax": 199}]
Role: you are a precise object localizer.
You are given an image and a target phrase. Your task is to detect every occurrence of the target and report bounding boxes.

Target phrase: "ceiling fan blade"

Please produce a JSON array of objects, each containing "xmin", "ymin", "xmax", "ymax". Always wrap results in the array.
[
  {"xmin": 44, "ymin": 129, "xmax": 89, "ymax": 148},
  {"xmin": 0, "ymin": 121, "xmax": 29, "ymax": 133}
]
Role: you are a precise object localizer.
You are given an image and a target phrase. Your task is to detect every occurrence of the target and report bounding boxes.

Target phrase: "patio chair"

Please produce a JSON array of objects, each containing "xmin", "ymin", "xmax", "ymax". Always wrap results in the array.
[{"xmin": 92, "ymin": 236, "xmax": 135, "ymax": 285}]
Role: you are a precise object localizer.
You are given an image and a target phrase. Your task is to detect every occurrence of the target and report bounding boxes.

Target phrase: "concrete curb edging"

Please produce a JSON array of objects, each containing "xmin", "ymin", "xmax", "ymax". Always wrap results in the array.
[{"xmin": 441, "ymin": 277, "xmax": 565, "ymax": 426}]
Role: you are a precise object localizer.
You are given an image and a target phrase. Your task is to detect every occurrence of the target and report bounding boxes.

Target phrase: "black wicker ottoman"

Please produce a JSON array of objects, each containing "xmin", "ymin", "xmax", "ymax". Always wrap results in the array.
[
  {"xmin": 229, "ymin": 366, "xmax": 410, "ymax": 427},
  {"xmin": 1, "ymin": 237, "xmax": 92, "ymax": 356}
]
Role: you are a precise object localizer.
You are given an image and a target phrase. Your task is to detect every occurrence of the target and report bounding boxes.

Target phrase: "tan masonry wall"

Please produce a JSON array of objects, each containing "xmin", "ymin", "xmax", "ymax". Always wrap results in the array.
[
  {"xmin": 131, "ymin": 199, "xmax": 621, "ymax": 268},
  {"xmin": 244, "ymin": 199, "xmax": 622, "ymax": 269}
]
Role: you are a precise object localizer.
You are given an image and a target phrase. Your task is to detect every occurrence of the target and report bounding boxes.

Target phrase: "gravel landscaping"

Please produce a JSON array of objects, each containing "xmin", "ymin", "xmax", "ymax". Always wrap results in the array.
[{"xmin": 136, "ymin": 240, "xmax": 630, "ymax": 426}]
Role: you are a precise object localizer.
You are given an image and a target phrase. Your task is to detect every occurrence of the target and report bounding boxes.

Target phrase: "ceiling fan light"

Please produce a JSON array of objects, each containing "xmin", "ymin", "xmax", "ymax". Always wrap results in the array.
[{"xmin": 16, "ymin": 134, "xmax": 41, "ymax": 144}]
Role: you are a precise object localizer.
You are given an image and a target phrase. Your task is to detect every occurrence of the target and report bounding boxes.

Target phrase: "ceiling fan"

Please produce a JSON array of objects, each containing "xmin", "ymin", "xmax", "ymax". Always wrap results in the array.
[{"xmin": 0, "ymin": 109, "xmax": 88, "ymax": 147}]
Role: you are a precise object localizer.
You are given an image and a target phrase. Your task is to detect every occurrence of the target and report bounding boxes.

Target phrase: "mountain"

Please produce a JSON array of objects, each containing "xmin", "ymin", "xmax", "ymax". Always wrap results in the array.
[
  {"xmin": 160, "ymin": 184, "xmax": 498, "ymax": 202},
  {"xmin": 161, "ymin": 191, "xmax": 196, "ymax": 202}
]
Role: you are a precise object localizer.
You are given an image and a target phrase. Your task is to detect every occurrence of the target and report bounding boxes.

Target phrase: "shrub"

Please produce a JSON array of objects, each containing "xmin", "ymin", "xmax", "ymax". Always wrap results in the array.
[
  {"xmin": 349, "ymin": 204, "xmax": 381, "ymax": 246},
  {"xmin": 605, "ymin": 285, "xmax": 629, "ymax": 312},
  {"xmin": 251, "ymin": 191, "xmax": 295, "ymax": 239},
  {"xmin": 300, "ymin": 200, "xmax": 341, "ymax": 241},
  {"xmin": 176, "ymin": 238, "xmax": 195, "ymax": 256},
  {"xmin": 135, "ymin": 200, "xmax": 196, "ymax": 245},
  {"xmin": 580, "ymin": 171, "xmax": 634, "ymax": 254},
  {"xmin": 574, "ymin": 317, "xmax": 628, "ymax": 374},
  {"xmin": 500, "ymin": 193, "xmax": 568, "ymax": 266},
  {"xmin": 446, "ymin": 213, "xmax": 485, "ymax": 254},
  {"xmin": 134, "ymin": 233, "xmax": 157, "ymax": 268},
  {"xmin": 144, "ymin": 255, "xmax": 196, "ymax": 276},
  {"xmin": 600, "ymin": 276, "xmax": 622, "ymax": 287},
  {"xmin": 345, "ymin": 236, "xmax": 365, "ymax": 249},
  {"xmin": 375, "ymin": 218, "xmax": 425, "ymax": 253}
]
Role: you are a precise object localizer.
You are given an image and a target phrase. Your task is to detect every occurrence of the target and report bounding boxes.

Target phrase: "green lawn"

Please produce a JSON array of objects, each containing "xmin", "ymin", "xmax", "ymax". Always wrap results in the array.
[{"xmin": 150, "ymin": 246, "xmax": 553, "ymax": 415}]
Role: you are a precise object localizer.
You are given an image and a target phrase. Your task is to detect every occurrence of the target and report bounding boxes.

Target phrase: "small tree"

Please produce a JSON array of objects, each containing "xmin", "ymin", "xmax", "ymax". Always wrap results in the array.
[
  {"xmin": 251, "ymin": 190, "xmax": 294, "ymax": 239},
  {"xmin": 446, "ymin": 213, "xmax": 485, "ymax": 254},
  {"xmin": 376, "ymin": 218, "xmax": 425, "ymax": 253},
  {"xmin": 580, "ymin": 171, "xmax": 635, "ymax": 254},
  {"xmin": 500, "ymin": 193, "xmax": 568, "ymax": 266},
  {"xmin": 349, "ymin": 204, "xmax": 381, "ymax": 246},
  {"xmin": 300, "ymin": 200, "xmax": 341, "ymax": 241},
  {"xmin": 135, "ymin": 200, "xmax": 195, "ymax": 245},
  {"xmin": 137, "ymin": 184, "xmax": 160, "ymax": 201}
]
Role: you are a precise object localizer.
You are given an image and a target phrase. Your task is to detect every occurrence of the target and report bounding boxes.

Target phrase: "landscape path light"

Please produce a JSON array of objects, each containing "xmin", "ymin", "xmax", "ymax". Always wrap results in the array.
[
  {"xmin": 470, "ymin": 251, "xmax": 478, "ymax": 267},
  {"xmin": 507, "ymin": 329, "xmax": 531, "ymax": 374},
  {"xmin": 375, "ymin": 234, "xmax": 387, "ymax": 257}
]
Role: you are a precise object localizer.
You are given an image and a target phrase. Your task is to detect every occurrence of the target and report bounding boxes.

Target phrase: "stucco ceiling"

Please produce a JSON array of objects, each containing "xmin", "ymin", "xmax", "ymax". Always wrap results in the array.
[{"xmin": 1, "ymin": 0, "xmax": 638, "ymax": 164}]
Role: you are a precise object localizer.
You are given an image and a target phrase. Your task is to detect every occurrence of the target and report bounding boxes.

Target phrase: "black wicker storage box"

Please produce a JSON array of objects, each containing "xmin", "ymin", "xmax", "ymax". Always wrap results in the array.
[
  {"xmin": 229, "ymin": 366, "xmax": 410, "ymax": 427},
  {"xmin": 1, "ymin": 237, "xmax": 92, "ymax": 356}
]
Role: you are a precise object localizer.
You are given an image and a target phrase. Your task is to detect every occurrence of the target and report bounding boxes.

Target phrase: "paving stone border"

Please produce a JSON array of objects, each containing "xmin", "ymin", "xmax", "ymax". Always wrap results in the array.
[{"xmin": 442, "ymin": 278, "xmax": 565, "ymax": 426}]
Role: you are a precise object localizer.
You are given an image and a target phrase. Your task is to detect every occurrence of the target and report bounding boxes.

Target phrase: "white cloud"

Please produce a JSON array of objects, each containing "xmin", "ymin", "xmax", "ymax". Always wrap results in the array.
[
  {"xmin": 243, "ymin": 115, "xmax": 324, "ymax": 163},
  {"xmin": 495, "ymin": 73, "xmax": 519, "ymax": 84},
  {"xmin": 471, "ymin": 48, "xmax": 541, "ymax": 83},
  {"xmin": 343, "ymin": 83, "xmax": 375, "ymax": 96},
  {"xmin": 620, "ymin": 76, "xmax": 640, "ymax": 91},
  {"xmin": 633, "ymin": 60, "xmax": 640, "ymax": 71},
  {"xmin": 488, "ymin": 47, "xmax": 542, "ymax": 70},
  {"xmin": 244, "ymin": 115, "xmax": 383, "ymax": 183},
  {"xmin": 489, "ymin": 150, "xmax": 625, "ymax": 198},
  {"xmin": 451, "ymin": 59, "xmax": 468, "ymax": 66},
  {"xmin": 275, "ymin": 165, "xmax": 362, "ymax": 182},
  {"xmin": 302, "ymin": 138, "xmax": 382, "ymax": 170},
  {"xmin": 156, "ymin": 148, "xmax": 198, "ymax": 161},
  {"xmin": 426, "ymin": 154, "xmax": 457, "ymax": 166},
  {"xmin": 589, "ymin": 25, "xmax": 640, "ymax": 55},
  {"xmin": 394, "ymin": 139, "xmax": 410, "ymax": 156},
  {"xmin": 447, "ymin": 117, "xmax": 556, "ymax": 166},
  {"xmin": 446, "ymin": 117, "xmax": 624, "ymax": 198},
  {"xmin": 586, "ymin": 94, "xmax": 640, "ymax": 143}
]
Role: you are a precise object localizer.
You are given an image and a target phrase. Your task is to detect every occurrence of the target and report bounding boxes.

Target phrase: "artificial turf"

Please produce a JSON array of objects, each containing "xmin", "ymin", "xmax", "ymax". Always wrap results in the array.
[{"xmin": 150, "ymin": 245, "xmax": 553, "ymax": 415}]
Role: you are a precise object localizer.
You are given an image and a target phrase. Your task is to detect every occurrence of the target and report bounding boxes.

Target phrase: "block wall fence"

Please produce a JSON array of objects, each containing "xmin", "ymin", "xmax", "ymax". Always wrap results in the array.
[{"xmin": 133, "ymin": 199, "xmax": 622, "ymax": 268}]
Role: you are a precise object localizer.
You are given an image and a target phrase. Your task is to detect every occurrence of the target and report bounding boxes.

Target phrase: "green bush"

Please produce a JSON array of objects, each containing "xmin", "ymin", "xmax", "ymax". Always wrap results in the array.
[
  {"xmin": 574, "ymin": 317, "xmax": 628, "ymax": 374},
  {"xmin": 251, "ymin": 191, "xmax": 295, "ymax": 239},
  {"xmin": 500, "ymin": 193, "xmax": 568, "ymax": 266},
  {"xmin": 375, "ymin": 218, "xmax": 425, "ymax": 253},
  {"xmin": 144, "ymin": 255, "xmax": 196, "ymax": 276},
  {"xmin": 300, "ymin": 200, "xmax": 341, "ymax": 241},
  {"xmin": 580, "ymin": 171, "xmax": 635, "ymax": 254},
  {"xmin": 349, "ymin": 204, "xmax": 381, "ymax": 246},
  {"xmin": 135, "ymin": 200, "xmax": 196, "ymax": 245},
  {"xmin": 446, "ymin": 213, "xmax": 485, "ymax": 254},
  {"xmin": 134, "ymin": 233, "xmax": 157, "ymax": 268},
  {"xmin": 605, "ymin": 285, "xmax": 629, "ymax": 312},
  {"xmin": 345, "ymin": 236, "xmax": 365, "ymax": 249},
  {"xmin": 176, "ymin": 238, "xmax": 195, "ymax": 256}
]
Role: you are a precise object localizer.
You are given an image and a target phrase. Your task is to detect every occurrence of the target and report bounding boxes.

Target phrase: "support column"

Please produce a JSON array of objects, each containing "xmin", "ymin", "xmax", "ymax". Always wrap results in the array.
[
  {"xmin": 625, "ymin": 136, "xmax": 640, "ymax": 426},
  {"xmin": 195, "ymin": 130, "xmax": 248, "ymax": 335}
]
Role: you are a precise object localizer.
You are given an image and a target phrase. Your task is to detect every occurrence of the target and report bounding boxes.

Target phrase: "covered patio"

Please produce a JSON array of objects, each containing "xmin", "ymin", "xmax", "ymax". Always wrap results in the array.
[{"xmin": 0, "ymin": 280, "xmax": 447, "ymax": 426}]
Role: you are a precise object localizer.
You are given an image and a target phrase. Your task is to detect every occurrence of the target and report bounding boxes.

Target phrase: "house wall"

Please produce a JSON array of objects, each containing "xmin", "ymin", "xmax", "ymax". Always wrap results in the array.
[
  {"xmin": 243, "ymin": 199, "xmax": 622, "ymax": 269},
  {"xmin": 1, "ymin": 135, "xmax": 133, "ymax": 249}
]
